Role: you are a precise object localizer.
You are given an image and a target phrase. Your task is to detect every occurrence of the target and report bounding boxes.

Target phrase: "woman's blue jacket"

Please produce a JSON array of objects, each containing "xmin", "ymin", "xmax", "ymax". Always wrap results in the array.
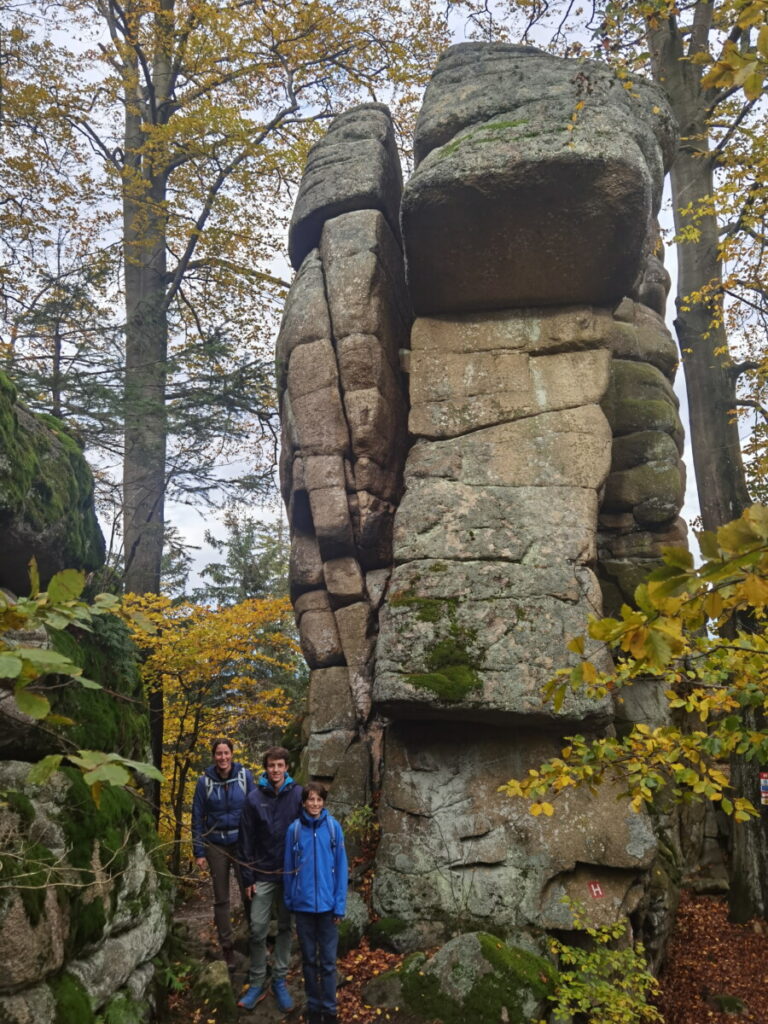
[
  {"xmin": 283, "ymin": 808, "xmax": 348, "ymax": 917},
  {"xmin": 191, "ymin": 761, "xmax": 254, "ymax": 858}
]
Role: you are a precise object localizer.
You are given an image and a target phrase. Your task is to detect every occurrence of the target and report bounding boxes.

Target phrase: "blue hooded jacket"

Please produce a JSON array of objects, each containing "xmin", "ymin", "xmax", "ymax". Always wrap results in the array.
[
  {"xmin": 239, "ymin": 772, "xmax": 303, "ymax": 887},
  {"xmin": 283, "ymin": 808, "xmax": 347, "ymax": 917},
  {"xmin": 191, "ymin": 761, "xmax": 255, "ymax": 858}
]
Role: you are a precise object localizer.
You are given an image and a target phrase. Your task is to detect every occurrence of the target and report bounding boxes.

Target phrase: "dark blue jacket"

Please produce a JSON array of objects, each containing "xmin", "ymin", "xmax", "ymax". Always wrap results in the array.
[
  {"xmin": 191, "ymin": 761, "xmax": 255, "ymax": 858},
  {"xmin": 238, "ymin": 773, "xmax": 303, "ymax": 887},
  {"xmin": 283, "ymin": 808, "xmax": 347, "ymax": 917}
]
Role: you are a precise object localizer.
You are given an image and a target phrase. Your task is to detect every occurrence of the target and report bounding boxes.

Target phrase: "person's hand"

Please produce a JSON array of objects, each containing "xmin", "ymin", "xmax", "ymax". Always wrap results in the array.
[
  {"xmin": 195, "ymin": 857, "xmax": 207, "ymax": 870},
  {"xmin": 333, "ymin": 916, "xmax": 343, "ymax": 925},
  {"xmin": 246, "ymin": 884, "xmax": 255, "ymax": 898}
]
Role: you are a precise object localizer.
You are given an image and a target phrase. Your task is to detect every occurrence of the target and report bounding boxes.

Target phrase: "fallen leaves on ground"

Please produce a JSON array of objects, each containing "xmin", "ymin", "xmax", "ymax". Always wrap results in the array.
[
  {"xmin": 658, "ymin": 890, "xmax": 768, "ymax": 1024},
  {"xmin": 337, "ymin": 937, "xmax": 404, "ymax": 1024}
]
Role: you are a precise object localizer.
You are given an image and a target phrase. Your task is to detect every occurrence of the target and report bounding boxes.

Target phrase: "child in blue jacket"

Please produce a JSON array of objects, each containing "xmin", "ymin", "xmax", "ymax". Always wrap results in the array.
[{"xmin": 283, "ymin": 782, "xmax": 348, "ymax": 1024}]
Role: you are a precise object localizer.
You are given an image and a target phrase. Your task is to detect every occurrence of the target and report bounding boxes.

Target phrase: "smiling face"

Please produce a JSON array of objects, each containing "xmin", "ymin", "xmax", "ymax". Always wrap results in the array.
[
  {"xmin": 303, "ymin": 791, "xmax": 325, "ymax": 818},
  {"xmin": 213, "ymin": 743, "xmax": 233, "ymax": 777},
  {"xmin": 265, "ymin": 757, "xmax": 287, "ymax": 790}
]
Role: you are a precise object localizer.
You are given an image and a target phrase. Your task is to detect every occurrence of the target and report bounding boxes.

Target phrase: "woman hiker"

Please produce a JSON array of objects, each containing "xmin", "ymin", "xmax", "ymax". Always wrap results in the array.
[
  {"xmin": 191, "ymin": 737, "xmax": 255, "ymax": 970},
  {"xmin": 283, "ymin": 782, "xmax": 348, "ymax": 1024}
]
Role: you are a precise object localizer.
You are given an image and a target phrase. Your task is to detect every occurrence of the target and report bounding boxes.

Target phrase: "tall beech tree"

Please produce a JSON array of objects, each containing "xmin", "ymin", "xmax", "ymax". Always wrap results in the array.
[{"xmin": 2, "ymin": 0, "xmax": 452, "ymax": 594}]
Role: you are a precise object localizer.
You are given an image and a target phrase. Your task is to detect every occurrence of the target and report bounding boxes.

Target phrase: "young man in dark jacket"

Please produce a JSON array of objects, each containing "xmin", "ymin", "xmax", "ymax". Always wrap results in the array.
[
  {"xmin": 191, "ymin": 738, "xmax": 254, "ymax": 969},
  {"xmin": 283, "ymin": 782, "xmax": 347, "ymax": 1024},
  {"xmin": 237, "ymin": 746, "xmax": 303, "ymax": 1012}
]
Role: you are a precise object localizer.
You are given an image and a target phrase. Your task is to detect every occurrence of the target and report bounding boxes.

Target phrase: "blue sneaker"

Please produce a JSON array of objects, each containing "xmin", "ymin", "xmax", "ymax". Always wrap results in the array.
[
  {"xmin": 237, "ymin": 985, "xmax": 267, "ymax": 1010},
  {"xmin": 272, "ymin": 978, "xmax": 294, "ymax": 1013}
]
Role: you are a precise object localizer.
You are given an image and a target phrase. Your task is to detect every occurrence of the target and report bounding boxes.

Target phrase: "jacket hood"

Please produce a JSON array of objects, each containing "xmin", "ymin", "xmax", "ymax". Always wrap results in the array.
[
  {"xmin": 258, "ymin": 771, "xmax": 295, "ymax": 794},
  {"xmin": 300, "ymin": 807, "xmax": 328, "ymax": 827}
]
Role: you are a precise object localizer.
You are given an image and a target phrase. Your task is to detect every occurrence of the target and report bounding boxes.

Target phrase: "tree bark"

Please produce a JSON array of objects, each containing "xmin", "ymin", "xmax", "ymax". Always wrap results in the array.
[
  {"xmin": 648, "ymin": 12, "xmax": 750, "ymax": 533},
  {"xmin": 649, "ymin": 8, "xmax": 767, "ymax": 921}
]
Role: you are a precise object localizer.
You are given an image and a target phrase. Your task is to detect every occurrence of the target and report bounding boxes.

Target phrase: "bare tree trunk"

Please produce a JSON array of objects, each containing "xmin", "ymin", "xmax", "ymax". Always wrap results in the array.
[
  {"xmin": 119, "ymin": 31, "xmax": 171, "ymax": 814},
  {"xmin": 648, "ymin": 13, "xmax": 750, "ymax": 533}
]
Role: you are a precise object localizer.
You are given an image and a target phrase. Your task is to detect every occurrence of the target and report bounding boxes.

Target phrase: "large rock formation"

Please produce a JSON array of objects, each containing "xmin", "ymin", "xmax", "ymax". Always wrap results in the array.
[
  {"xmin": 0, "ymin": 372, "xmax": 105, "ymax": 596},
  {"xmin": 279, "ymin": 41, "xmax": 687, "ymax": 979},
  {"xmin": 0, "ymin": 390, "xmax": 168, "ymax": 1022}
]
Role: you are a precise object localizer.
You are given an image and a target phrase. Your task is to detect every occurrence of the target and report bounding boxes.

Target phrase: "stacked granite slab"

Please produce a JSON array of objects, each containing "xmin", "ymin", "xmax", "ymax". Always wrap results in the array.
[
  {"xmin": 598, "ymin": 277, "xmax": 688, "ymax": 616},
  {"xmin": 371, "ymin": 42, "xmax": 681, "ymax": 952},
  {"xmin": 279, "ymin": 45, "xmax": 687, "ymax": 956},
  {"xmin": 277, "ymin": 104, "xmax": 411, "ymax": 813}
]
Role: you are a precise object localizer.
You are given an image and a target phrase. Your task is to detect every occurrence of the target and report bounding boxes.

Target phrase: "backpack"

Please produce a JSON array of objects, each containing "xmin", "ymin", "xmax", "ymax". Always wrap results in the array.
[
  {"xmin": 204, "ymin": 766, "xmax": 248, "ymax": 801},
  {"xmin": 291, "ymin": 816, "xmax": 339, "ymax": 870}
]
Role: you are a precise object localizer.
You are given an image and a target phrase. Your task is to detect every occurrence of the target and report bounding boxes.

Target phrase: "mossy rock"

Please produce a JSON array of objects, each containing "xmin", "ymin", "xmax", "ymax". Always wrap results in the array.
[
  {"xmin": 396, "ymin": 595, "xmax": 482, "ymax": 703},
  {"xmin": 367, "ymin": 916, "xmax": 408, "ymax": 951},
  {"xmin": 192, "ymin": 960, "xmax": 237, "ymax": 1023},
  {"xmin": 100, "ymin": 990, "xmax": 148, "ymax": 1024},
  {"xmin": 49, "ymin": 614, "xmax": 148, "ymax": 759},
  {"xmin": 50, "ymin": 972, "xmax": 95, "ymax": 1024},
  {"xmin": 0, "ymin": 370, "xmax": 104, "ymax": 594},
  {"xmin": 399, "ymin": 933, "xmax": 555, "ymax": 1024}
]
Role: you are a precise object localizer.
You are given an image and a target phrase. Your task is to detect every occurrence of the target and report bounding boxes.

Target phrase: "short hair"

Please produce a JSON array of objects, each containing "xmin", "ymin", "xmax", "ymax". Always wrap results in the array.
[
  {"xmin": 211, "ymin": 738, "xmax": 233, "ymax": 757},
  {"xmin": 263, "ymin": 745, "xmax": 290, "ymax": 768},
  {"xmin": 302, "ymin": 781, "xmax": 328, "ymax": 802}
]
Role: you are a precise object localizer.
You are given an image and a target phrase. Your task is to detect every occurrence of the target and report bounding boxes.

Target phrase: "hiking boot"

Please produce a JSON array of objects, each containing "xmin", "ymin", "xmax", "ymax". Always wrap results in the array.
[
  {"xmin": 222, "ymin": 946, "xmax": 235, "ymax": 972},
  {"xmin": 272, "ymin": 977, "xmax": 294, "ymax": 1013},
  {"xmin": 321, "ymin": 1015, "xmax": 338, "ymax": 1024},
  {"xmin": 305, "ymin": 1011, "xmax": 322, "ymax": 1024},
  {"xmin": 237, "ymin": 985, "xmax": 268, "ymax": 1010}
]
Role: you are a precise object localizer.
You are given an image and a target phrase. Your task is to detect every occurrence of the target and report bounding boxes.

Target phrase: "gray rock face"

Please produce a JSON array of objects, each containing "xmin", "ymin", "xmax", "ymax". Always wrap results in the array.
[
  {"xmin": 0, "ymin": 762, "xmax": 169, "ymax": 1018},
  {"xmin": 277, "ymin": 104, "xmax": 410, "ymax": 817},
  {"xmin": 289, "ymin": 104, "xmax": 402, "ymax": 270},
  {"xmin": 403, "ymin": 43, "xmax": 676, "ymax": 314},
  {"xmin": 279, "ymin": 45, "xmax": 687, "ymax": 968},
  {"xmin": 373, "ymin": 722, "xmax": 656, "ymax": 942}
]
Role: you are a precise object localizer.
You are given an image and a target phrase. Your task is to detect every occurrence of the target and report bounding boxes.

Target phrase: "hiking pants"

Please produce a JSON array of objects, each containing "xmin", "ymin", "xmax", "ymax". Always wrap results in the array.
[
  {"xmin": 295, "ymin": 910, "xmax": 338, "ymax": 1015},
  {"xmin": 204, "ymin": 840, "xmax": 245, "ymax": 949}
]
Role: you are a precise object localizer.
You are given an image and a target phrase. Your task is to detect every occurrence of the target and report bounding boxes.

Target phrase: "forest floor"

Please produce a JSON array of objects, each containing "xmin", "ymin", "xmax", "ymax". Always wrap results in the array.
[{"xmin": 167, "ymin": 879, "xmax": 768, "ymax": 1024}]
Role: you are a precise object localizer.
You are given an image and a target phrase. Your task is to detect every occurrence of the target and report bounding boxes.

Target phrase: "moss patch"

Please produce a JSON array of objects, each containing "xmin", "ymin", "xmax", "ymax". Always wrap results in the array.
[
  {"xmin": 388, "ymin": 593, "xmax": 456, "ymax": 624},
  {"xmin": 101, "ymin": 990, "xmax": 146, "ymax": 1024},
  {"xmin": 399, "ymin": 597, "xmax": 482, "ymax": 703},
  {"xmin": 437, "ymin": 119, "xmax": 531, "ymax": 159},
  {"xmin": 51, "ymin": 972, "xmax": 95, "ymax": 1024},
  {"xmin": 0, "ymin": 839, "xmax": 54, "ymax": 925},
  {"xmin": 0, "ymin": 369, "xmax": 104, "ymax": 591},
  {"xmin": 399, "ymin": 935, "xmax": 555, "ymax": 1024},
  {"xmin": 49, "ymin": 613, "xmax": 147, "ymax": 757}
]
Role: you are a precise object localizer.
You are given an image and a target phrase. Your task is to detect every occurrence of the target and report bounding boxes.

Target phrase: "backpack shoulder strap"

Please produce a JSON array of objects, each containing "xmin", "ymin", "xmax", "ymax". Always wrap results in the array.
[
  {"xmin": 326, "ymin": 816, "xmax": 338, "ymax": 850},
  {"xmin": 204, "ymin": 774, "xmax": 214, "ymax": 799}
]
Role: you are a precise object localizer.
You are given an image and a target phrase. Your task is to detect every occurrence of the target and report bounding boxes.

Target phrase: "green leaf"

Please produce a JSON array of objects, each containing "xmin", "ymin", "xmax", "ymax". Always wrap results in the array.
[
  {"xmin": 696, "ymin": 530, "xmax": 721, "ymax": 561},
  {"xmin": 77, "ymin": 676, "xmax": 102, "ymax": 690},
  {"xmin": 0, "ymin": 652, "xmax": 23, "ymax": 678},
  {"xmin": 27, "ymin": 754, "xmax": 63, "ymax": 784},
  {"xmin": 47, "ymin": 569, "xmax": 85, "ymax": 604},
  {"xmin": 14, "ymin": 684, "xmax": 50, "ymax": 719},
  {"xmin": 661, "ymin": 546, "xmax": 693, "ymax": 571},
  {"xmin": 16, "ymin": 646, "xmax": 81, "ymax": 671},
  {"xmin": 45, "ymin": 713, "xmax": 76, "ymax": 726},
  {"xmin": 116, "ymin": 756, "xmax": 165, "ymax": 782},
  {"xmin": 646, "ymin": 629, "xmax": 672, "ymax": 668},
  {"xmin": 43, "ymin": 611, "xmax": 74, "ymax": 631},
  {"xmin": 68, "ymin": 749, "xmax": 109, "ymax": 770},
  {"xmin": 83, "ymin": 762, "xmax": 131, "ymax": 787}
]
